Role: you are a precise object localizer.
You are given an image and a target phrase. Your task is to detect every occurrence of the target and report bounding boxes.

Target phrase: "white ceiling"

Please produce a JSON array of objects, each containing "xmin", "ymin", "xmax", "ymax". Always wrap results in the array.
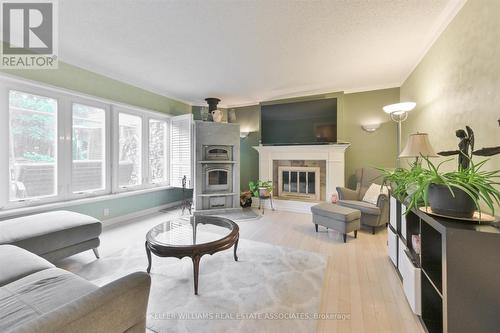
[{"xmin": 59, "ymin": 0, "xmax": 465, "ymax": 107}]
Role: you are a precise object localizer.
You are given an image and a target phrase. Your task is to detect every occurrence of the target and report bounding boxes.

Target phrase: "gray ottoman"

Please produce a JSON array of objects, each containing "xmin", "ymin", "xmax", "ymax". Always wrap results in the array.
[
  {"xmin": 0, "ymin": 210, "xmax": 102, "ymax": 262},
  {"xmin": 311, "ymin": 203, "xmax": 361, "ymax": 243}
]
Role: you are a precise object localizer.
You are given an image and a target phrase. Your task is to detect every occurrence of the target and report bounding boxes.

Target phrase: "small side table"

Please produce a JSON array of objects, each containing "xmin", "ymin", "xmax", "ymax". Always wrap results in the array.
[{"xmin": 258, "ymin": 194, "xmax": 275, "ymax": 214}]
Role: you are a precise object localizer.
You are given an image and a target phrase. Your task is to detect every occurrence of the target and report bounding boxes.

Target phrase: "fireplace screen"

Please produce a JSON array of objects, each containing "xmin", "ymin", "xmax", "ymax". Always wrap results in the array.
[
  {"xmin": 278, "ymin": 166, "xmax": 320, "ymax": 200},
  {"xmin": 208, "ymin": 170, "xmax": 228, "ymax": 185},
  {"xmin": 203, "ymin": 165, "xmax": 232, "ymax": 193}
]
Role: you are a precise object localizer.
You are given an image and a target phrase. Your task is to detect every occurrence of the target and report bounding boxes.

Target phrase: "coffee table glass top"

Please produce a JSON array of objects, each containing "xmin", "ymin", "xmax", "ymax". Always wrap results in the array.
[{"xmin": 146, "ymin": 215, "xmax": 235, "ymax": 247}]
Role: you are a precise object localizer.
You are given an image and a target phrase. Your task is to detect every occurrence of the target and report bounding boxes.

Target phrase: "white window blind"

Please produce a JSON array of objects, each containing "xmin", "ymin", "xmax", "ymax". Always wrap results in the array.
[{"xmin": 170, "ymin": 114, "xmax": 193, "ymax": 188}]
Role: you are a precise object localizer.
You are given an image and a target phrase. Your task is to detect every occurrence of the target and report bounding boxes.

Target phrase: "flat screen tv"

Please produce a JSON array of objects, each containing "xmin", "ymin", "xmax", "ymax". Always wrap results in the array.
[{"xmin": 261, "ymin": 98, "xmax": 337, "ymax": 145}]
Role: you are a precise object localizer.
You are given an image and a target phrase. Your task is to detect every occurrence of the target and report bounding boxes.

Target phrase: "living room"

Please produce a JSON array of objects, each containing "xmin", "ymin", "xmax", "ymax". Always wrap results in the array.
[{"xmin": 0, "ymin": 1, "xmax": 499, "ymax": 333}]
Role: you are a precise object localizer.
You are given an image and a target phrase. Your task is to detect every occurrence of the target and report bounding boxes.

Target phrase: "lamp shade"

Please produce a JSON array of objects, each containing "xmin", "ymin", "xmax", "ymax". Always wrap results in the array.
[
  {"xmin": 399, "ymin": 133, "xmax": 438, "ymax": 158},
  {"xmin": 383, "ymin": 102, "xmax": 416, "ymax": 114}
]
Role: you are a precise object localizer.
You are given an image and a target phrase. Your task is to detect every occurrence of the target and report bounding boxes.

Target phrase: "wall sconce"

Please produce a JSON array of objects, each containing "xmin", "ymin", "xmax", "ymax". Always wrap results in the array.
[
  {"xmin": 240, "ymin": 131, "xmax": 250, "ymax": 138},
  {"xmin": 361, "ymin": 123, "xmax": 380, "ymax": 133}
]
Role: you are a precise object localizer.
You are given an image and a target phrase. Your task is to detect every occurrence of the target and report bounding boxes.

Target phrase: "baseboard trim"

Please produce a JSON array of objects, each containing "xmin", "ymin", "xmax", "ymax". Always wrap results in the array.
[{"xmin": 102, "ymin": 200, "xmax": 183, "ymax": 228}]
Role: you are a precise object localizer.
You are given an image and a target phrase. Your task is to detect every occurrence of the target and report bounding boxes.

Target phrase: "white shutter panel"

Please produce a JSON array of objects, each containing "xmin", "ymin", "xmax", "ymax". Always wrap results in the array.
[{"xmin": 170, "ymin": 114, "xmax": 193, "ymax": 188}]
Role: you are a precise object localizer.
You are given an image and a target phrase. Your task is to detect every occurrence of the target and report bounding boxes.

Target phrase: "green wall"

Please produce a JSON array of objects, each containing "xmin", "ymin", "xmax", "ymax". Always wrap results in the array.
[
  {"xmin": 400, "ymin": 0, "xmax": 499, "ymax": 173},
  {"xmin": 1, "ymin": 62, "xmax": 192, "ymax": 220},
  {"xmin": 400, "ymin": 0, "xmax": 499, "ymax": 211},
  {"xmin": 64, "ymin": 188, "xmax": 188, "ymax": 221},
  {"xmin": 233, "ymin": 88, "xmax": 399, "ymax": 190},
  {"xmin": 1, "ymin": 62, "xmax": 191, "ymax": 115},
  {"xmin": 234, "ymin": 105, "xmax": 261, "ymax": 190},
  {"xmin": 343, "ymin": 88, "xmax": 400, "ymax": 188}
]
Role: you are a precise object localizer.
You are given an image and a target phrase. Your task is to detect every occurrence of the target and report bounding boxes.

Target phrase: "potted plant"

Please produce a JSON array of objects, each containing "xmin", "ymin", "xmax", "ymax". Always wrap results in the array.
[
  {"xmin": 380, "ymin": 157, "xmax": 500, "ymax": 218},
  {"xmin": 249, "ymin": 180, "xmax": 274, "ymax": 198},
  {"xmin": 240, "ymin": 191, "xmax": 252, "ymax": 208}
]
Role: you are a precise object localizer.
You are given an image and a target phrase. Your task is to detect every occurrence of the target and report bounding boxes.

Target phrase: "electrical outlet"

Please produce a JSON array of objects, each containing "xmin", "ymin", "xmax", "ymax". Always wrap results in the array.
[{"xmin": 103, "ymin": 208, "xmax": 110, "ymax": 217}]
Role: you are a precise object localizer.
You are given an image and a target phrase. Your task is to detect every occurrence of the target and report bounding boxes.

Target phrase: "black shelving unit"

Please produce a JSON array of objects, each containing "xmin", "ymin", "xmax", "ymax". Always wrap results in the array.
[
  {"xmin": 413, "ymin": 208, "xmax": 500, "ymax": 333},
  {"xmin": 405, "ymin": 209, "xmax": 421, "ymax": 267},
  {"xmin": 421, "ymin": 274, "xmax": 443, "ymax": 333},
  {"xmin": 390, "ymin": 198, "xmax": 500, "ymax": 333}
]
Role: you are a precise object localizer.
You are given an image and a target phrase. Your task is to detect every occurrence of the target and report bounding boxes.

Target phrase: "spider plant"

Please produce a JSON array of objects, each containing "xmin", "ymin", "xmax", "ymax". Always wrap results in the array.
[{"xmin": 379, "ymin": 156, "xmax": 500, "ymax": 216}]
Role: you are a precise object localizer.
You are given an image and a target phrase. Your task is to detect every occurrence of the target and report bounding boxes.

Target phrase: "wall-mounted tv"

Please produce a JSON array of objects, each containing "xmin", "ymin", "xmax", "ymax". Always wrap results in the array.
[{"xmin": 261, "ymin": 98, "xmax": 337, "ymax": 145}]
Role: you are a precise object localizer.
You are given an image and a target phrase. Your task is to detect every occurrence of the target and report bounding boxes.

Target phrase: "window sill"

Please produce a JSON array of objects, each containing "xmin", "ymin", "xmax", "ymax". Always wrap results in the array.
[{"xmin": 0, "ymin": 186, "xmax": 177, "ymax": 220}]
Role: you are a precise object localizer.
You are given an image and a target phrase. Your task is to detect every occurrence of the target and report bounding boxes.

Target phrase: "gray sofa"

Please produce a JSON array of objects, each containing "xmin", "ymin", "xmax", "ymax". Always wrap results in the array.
[
  {"xmin": 336, "ymin": 168, "xmax": 389, "ymax": 234},
  {"xmin": 0, "ymin": 210, "xmax": 102, "ymax": 262},
  {"xmin": 0, "ymin": 244, "xmax": 151, "ymax": 333}
]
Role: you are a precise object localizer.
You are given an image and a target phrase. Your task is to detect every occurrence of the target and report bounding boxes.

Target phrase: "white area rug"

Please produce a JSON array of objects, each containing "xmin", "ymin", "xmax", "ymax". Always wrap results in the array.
[
  {"xmin": 209, "ymin": 208, "xmax": 262, "ymax": 222},
  {"xmin": 72, "ymin": 238, "xmax": 326, "ymax": 333}
]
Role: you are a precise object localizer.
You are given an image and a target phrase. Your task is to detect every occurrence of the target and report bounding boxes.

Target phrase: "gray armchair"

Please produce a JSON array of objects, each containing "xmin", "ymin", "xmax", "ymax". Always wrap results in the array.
[{"xmin": 336, "ymin": 168, "xmax": 389, "ymax": 234}]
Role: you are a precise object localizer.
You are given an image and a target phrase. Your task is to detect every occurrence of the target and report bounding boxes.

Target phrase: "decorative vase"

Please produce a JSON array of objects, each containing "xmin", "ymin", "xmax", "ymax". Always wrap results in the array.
[
  {"xmin": 211, "ymin": 109, "xmax": 223, "ymax": 123},
  {"xmin": 427, "ymin": 183, "xmax": 476, "ymax": 218}
]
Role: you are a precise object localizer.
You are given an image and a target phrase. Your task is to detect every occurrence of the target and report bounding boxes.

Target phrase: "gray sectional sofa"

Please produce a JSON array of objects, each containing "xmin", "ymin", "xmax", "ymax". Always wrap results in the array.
[
  {"xmin": 0, "ymin": 210, "xmax": 102, "ymax": 262},
  {"xmin": 0, "ymin": 210, "xmax": 151, "ymax": 332},
  {"xmin": 0, "ymin": 244, "xmax": 151, "ymax": 333}
]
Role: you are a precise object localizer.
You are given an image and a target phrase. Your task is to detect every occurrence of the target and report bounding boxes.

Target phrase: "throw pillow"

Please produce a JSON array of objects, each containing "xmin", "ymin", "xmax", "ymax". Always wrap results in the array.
[{"xmin": 362, "ymin": 183, "xmax": 388, "ymax": 205}]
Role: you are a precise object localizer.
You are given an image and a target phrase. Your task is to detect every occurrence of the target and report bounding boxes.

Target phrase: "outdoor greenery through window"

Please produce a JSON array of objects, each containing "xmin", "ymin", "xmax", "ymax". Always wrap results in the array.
[
  {"xmin": 119, "ymin": 113, "xmax": 142, "ymax": 187},
  {"xmin": 72, "ymin": 103, "xmax": 106, "ymax": 193},
  {"xmin": 9, "ymin": 90, "xmax": 58, "ymax": 200},
  {"xmin": 0, "ymin": 78, "xmax": 190, "ymax": 209},
  {"xmin": 149, "ymin": 119, "xmax": 168, "ymax": 184}
]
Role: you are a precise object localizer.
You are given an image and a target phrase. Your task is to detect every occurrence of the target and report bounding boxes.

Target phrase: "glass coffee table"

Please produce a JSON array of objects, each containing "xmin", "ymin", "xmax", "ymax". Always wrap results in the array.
[{"xmin": 145, "ymin": 215, "xmax": 239, "ymax": 295}]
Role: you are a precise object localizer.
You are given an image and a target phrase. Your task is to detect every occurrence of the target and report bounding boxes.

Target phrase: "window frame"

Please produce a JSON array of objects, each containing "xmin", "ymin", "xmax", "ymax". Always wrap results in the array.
[
  {"xmin": 0, "ymin": 75, "xmax": 176, "ymax": 211},
  {"xmin": 68, "ymin": 97, "xmax": 111, "ymax": 199},
  {"xmin": 147, "ymin": 116, "xmax": 170, "ymax": 187},
  {"xmin": 113, "ymin": 107, "xmax": 145, "ymax": 192},
  {"xmin": 2, "ymin": 82, "xmax": 63, "ymax": 208}
]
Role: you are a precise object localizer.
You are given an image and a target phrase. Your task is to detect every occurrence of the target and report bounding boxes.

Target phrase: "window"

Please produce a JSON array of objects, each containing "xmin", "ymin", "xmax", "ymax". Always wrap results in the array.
[
  {"xmin": 9, "ymin": 90, "xmax": 58, "ymax": 200},
  {"xmin": 149, "ymin": 119, "xmax": 168, "ymax": 184},
  {"xmin": 72, "ymin": 103, "xmax": 106, "ymax": 193},
  {"xmin": 118, "ymin": 113, "xmax": 142, "ymax": 187},
  {"xmin": 0, "ymin": 77, "xmax": 193, "ymax": 210}
]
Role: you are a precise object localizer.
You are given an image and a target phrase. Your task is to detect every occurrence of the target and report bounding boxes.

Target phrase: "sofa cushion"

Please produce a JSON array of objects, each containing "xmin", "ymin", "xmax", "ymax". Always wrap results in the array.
[
  {"xmin": 0, "ymin": 245, "xmax": 54, "ymax": 287},
  {"xmin": 311, "ymin": 203, "xmax": 361, "ymax": 222},
  {"xmin": 0, "ymin": 211, "xmax": 102, "ymax": 256},
  {"xmin": 0, "ymin": 267, "xmax": 97, "ymax": 332},
  {"xmin": 338, "ymin": 200, "xmax": 381, "ymax": 216}
]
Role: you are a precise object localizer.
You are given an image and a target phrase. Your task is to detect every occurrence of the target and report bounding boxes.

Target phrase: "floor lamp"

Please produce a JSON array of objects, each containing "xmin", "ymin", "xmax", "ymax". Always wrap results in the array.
[{"xmin": 383, "ymin": 102, "xmax": 416, "ymax": 168}]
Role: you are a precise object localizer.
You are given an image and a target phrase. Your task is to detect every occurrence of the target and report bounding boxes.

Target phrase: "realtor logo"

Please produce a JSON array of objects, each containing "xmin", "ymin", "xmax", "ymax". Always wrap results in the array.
[{"xmin": 1, "ymin": 0, "xmax": 58, "ymax": 68}]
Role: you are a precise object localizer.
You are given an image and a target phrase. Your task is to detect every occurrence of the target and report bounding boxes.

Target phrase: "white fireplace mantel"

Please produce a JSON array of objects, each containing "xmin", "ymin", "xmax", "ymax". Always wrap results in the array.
[{"xmin": 253, "ymin": 143, "xmax": 350, "ymax": 205}]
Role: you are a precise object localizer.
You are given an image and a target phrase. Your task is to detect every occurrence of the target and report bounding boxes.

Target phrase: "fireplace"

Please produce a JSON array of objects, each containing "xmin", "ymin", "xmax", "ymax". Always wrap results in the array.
[
  {"xmin": 254, "ymin": 144, "xmax": 349, "ymax": 211},
  {"xmin": 278, "ymin": 166, "xmax": 320, "ymax": 201},
  {"xmin": 193, "ymin": 107, "xmax": 241, "ymax": 214},
  {"xmin": 203, "ymin": 145, "xmax": 232, "ymax": 161},
  {"xmin": 202, "ymin": 165, "xmax": 232, "ymax": 193}
]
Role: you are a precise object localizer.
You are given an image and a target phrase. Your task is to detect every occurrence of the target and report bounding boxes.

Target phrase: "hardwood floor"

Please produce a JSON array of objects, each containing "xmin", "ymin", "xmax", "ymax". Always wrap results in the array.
[
  {"xmin": 238, "ymin": 209, "xmax": 424, "ymax": 333},
  {"xmin": 60, "ymin": 207, "xmax": 424, "ymax": 333}
]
